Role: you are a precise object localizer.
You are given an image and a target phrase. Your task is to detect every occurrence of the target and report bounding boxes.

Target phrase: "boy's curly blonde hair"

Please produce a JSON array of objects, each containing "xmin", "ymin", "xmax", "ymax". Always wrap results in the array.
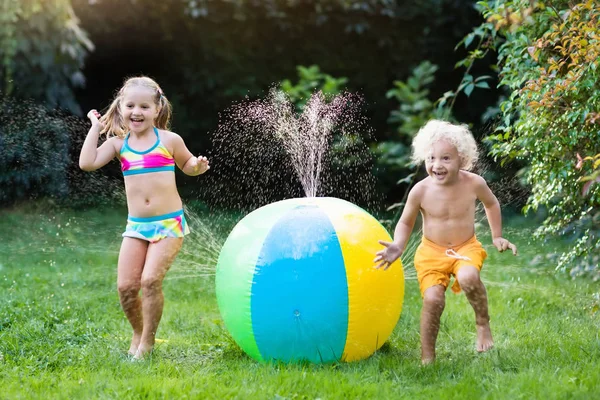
[{"xmin": 411, "ymin": 120, "xmax": 479, "ymax": 171}]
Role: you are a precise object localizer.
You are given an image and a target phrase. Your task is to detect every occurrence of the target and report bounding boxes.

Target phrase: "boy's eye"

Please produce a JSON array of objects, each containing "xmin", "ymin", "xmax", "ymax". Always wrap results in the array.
[{"xmin": 443, "ymin": 156, "xmax": 450, "ymax": 161}]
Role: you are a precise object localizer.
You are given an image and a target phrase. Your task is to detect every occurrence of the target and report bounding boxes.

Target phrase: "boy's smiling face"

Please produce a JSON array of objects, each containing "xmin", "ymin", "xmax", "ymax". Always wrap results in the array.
[{"xmin": 425, "ymin": 139, "xmax": 461, "ymax": 185}]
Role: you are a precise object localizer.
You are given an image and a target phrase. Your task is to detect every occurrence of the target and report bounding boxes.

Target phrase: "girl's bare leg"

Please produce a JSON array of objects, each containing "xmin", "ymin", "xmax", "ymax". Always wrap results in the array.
[
  {"xmin": 420, "ymin": 284, "xmax": 446, "ymax": 364},
  {"xmin": 456, "ymin": 266, "xmax": 494, "ymax": 352},
  {"xmin": 117, "ymin": 238, "xmax": 148, "ymax": 355},
  {"xmin": 135, "ymin": 237, "xmax": 183, "ymax": 359}
]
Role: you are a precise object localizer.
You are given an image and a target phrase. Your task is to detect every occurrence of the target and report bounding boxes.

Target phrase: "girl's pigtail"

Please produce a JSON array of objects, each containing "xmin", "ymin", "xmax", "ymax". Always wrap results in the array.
[
  {"xmin": 155, "ymin": 93, "xmax": 172, "ymax": 130},
  {"xmin": 100, "ymin": 97, "xmax": 126, "ymax": 138}
]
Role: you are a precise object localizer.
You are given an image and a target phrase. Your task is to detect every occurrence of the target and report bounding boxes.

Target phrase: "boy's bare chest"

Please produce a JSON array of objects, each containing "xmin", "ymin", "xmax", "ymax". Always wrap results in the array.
[{"xmin": 420, "ymin": 188, "xmax": 476, "ymax": 219}]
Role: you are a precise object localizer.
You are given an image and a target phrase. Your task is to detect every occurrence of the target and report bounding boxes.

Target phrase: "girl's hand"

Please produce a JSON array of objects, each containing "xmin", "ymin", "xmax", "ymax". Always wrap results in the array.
[
  {"xmin": 87, "ymin": 109, "xmax": 104, "ymax": 129},
  {"xmin": 182, "ymin": 154, "xmax": 210, "ymax": 176},
  {"xmin": 493, "ymin": 237, "xmax": 518, "ymax": 255},
  {"xmin": 193, "ymin": 155, "xmax": 210, "ymax": 174},
  {"xmin": 374, "ymin": 241, "xmax": 403, "ymax": 270}
]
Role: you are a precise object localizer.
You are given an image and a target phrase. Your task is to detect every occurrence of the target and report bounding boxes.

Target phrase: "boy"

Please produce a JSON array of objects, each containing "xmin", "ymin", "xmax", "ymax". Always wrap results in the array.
[{"xmin": 374, "ymin": 120, "xmax": 517, "ymax": 364}]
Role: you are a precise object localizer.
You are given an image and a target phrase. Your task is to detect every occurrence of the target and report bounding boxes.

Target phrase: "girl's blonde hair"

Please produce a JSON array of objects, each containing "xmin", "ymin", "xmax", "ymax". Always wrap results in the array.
[
  {"xmin": 100, "ymin": 76, "xmax": 172, "ymax": 138},
  {"xmin": 411, "ymin": 119, "xmax": 479, "ymax": 170}
]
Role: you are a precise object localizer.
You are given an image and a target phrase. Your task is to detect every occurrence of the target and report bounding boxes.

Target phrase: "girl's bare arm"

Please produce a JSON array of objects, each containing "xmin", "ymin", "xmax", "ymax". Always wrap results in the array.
[
  {"xmin": 79, "ymin": 110, "xmax": 118, "ymax": 171},
  {"xmin": 169, "ymin": 131, "xmax": 210, "ymax": 176}
]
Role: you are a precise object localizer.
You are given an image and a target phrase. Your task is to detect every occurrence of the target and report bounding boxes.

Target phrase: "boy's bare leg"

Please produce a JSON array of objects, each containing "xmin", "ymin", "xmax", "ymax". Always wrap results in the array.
[
  {"xmin": 117, "ymin": 238, "xmax": 148, "ymax": 355},
  {"xmin": 421, "ymin": 285, "xmax": 446, "ymax": 364},
  {"xmin": 135, "ymin": 237, "xmax": 183, "ymax": 359},
  {"xmin": 456, "ymin": 266, "xmax": 494, "ymax": 352}
]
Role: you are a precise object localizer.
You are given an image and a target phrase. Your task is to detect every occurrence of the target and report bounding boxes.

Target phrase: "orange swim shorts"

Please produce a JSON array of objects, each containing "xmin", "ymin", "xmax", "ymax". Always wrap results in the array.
[{"xmin": 414, "ymin": 235, "xmax": 487, "ymax": 296}]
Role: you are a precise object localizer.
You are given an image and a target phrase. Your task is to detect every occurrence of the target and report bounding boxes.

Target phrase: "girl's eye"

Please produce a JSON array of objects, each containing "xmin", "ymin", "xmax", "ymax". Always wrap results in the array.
[{"xmin": 443, "ymin": 156, "xmax": 450, "ymax": 161}]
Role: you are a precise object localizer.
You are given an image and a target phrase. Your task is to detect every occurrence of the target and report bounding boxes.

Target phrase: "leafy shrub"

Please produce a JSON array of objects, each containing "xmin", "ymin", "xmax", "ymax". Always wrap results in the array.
[
  {"xmin": 280, "ymin": 65, "xmax": 349, "ymax": 111},
  {"xmin": 464, "ymin": 0, "xmax": 600, "ymax": 273},
  {"xmin": 0, "ymin": 99, "xmax": 70, "ymax": 205},
  {"xmin": 0, "ymin": 98, "xmax": 124, "ymax": 208},
  {"xmin": 374, "ymin": 61, "xmax": 458, "ymax": 211}
]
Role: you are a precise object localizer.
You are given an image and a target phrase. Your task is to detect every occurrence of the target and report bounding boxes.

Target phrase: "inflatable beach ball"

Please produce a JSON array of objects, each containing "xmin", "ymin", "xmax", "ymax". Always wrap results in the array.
[{"xmin": 215, "ymin": 197, "xmax": 404, "ymax": 364}]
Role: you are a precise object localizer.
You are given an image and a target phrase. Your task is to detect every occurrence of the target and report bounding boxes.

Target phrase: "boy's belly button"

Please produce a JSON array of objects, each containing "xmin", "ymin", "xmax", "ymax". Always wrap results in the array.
[{"xmin": 145, "ymin": 199, "xmax": 150, "ymax": 205}]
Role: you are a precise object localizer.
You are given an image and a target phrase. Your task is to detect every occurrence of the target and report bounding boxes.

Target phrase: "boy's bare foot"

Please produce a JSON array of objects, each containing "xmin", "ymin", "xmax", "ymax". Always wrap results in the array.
[
  {"xmin": 476, "ymin": 322, "xmax": 494, "ymax": 352},
  {"xmin": 128, "ymin": 332, "xmax": 142, "ymax": 356},
  {"xmin": 421, "ymin": 349, "xmax": 435, "ymax": 365}
]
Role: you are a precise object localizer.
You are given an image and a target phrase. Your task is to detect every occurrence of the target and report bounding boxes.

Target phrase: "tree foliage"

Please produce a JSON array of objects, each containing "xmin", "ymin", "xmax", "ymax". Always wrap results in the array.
[
  {"xmin": 0, "ymin": 0, "xmax": 93, "ymax": 114},
  {"xmin": 280, "ymin": 65, "xmax": 348, "ymax": 111},
  {"xmin": 71, "ymin": 0, "xmax": 480, "ymax": 150},
  {"xmin": 385, "ymin": 61, "xmax": 447, "ymax": 139},
  {"xmin": 465, "ymin": 0, "xmax": 599, "ymax": 275}
]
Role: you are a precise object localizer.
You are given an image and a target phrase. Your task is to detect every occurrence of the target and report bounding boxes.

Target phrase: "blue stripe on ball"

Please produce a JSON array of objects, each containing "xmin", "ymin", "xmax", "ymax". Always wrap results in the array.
[{"xmin": 251, "ymin": 204, "xmax": 349, "ymax": 363}]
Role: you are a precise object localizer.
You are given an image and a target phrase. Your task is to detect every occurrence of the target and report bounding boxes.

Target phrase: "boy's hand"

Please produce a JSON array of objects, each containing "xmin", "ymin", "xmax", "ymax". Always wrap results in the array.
[
  {"xmin": 87, "ymin": 109, "xmax": 104, "ymax": 129},
  {"xmin": 374, "ymin": 241, "xmax": 402, "ymax": 270},
  {"xmin": 493, "ymin": 237, "xmax": 518, "ymax": 255}
]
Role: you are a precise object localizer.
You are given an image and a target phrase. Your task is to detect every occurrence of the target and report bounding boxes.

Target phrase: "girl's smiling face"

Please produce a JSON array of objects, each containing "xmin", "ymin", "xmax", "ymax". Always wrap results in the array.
[
  {"xmin": 120, "ymin": 86, "xmax": 160, "ymax": 134},
  {"xmin": 425, "ymin": 140, "xmax": 461, "ymax": 184}
]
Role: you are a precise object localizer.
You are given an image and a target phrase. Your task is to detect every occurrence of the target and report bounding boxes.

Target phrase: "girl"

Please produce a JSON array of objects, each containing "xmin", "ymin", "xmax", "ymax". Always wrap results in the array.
[{"xmin": 79, "ymin": 76, "xmax": 210, "ymax": 359}]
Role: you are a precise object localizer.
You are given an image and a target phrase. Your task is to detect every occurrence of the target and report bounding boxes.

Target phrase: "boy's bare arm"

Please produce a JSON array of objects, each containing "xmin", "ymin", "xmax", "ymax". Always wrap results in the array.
[
  {"xmin": 375, "ymin": 183, "xmax": 423, "ymax": 269},
  {"xmin": 475, "ymin": 176, "xmax": 518, "ymax": 255},
  {"xmin": 392, "ymin": 192, "xmax": 421, "ymax": 251}
]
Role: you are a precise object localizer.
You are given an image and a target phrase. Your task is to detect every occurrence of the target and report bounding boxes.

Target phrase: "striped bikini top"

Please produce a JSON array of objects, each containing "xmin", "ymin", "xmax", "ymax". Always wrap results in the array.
[{"xmin": 120, "ymin": 127, "xmax": 175, "ymax": 176}]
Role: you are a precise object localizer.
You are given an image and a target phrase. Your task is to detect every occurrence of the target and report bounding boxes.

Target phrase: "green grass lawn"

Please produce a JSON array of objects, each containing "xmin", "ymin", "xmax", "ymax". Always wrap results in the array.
[{"xmin": 1, "ymin": 203, "xmax": 599, "ymax": 399}]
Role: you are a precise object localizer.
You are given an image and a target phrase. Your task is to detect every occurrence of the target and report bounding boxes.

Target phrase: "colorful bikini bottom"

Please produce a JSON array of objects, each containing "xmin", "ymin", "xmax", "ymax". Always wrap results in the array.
[{"xmin": 122, "ymin": 209, "xmax": 190, "ymax": 243}]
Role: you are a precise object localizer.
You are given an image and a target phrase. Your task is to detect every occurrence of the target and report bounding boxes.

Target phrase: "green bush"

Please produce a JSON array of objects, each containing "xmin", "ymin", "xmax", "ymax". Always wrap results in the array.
[
  {"xmin": 374, "ymin": 61, "xmax": 457, "ymax": 210},
  {"xmin": 0, "ymin": 99, "xmax": 124, "ymax": 208},
  {"xmin": 464, "ymin": 0, "xmax": 600, "ymax": 274},
  {"xmin": 0, "ymin": 99, "xmax": 70, "ymax": 205},
  {"xmin": 280, "ymin": 65, "xmax": 349, "ymax": 111}
]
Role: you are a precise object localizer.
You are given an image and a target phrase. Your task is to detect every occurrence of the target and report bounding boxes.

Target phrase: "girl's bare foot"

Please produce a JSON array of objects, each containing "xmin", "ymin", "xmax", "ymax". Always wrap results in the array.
[
  {"xmin": 128, "ymin": 332, "xmax": 142, "ymax": 356},
  {"xmin": 476, "ymin": 322, "xmax": 494, "ymax": 352},
  {"xmin": 421, "ymin": 356, "xmax": 435, "ymax": 365},
  {"xmin": 133, "ymin": 343, "xmax": 154, "ymax": 360}
]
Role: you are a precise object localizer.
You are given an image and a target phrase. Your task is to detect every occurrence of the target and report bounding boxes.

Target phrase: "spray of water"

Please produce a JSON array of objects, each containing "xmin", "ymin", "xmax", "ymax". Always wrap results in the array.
[
  {"xmin": 171, "ymin": 206, "xmax": 227, "ymax": 280},
  {"xmin": 206, "ymin": 88, "xmax": 382, "ymax": 211},
  {"xmin": 245, "ymin": 89, "xmax": 355, "ymax": 197}
]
